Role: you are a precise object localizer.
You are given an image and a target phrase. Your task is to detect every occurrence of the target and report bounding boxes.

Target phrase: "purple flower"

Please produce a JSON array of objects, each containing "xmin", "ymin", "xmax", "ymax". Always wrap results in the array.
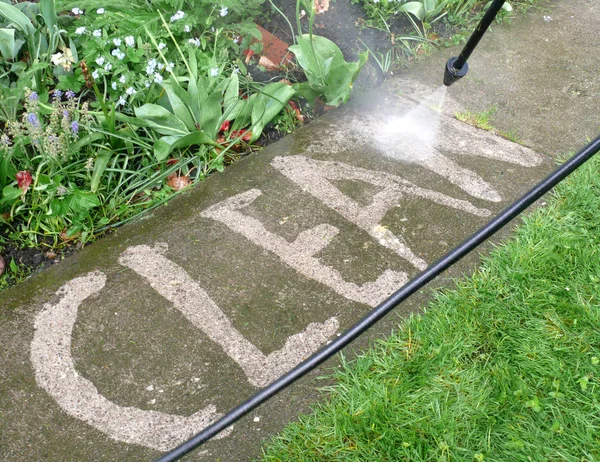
[
  {"xmin": 65, "ymin": 90, "xmax": 76, "ymax": 99},
  {"xmin": 27, "ymin": 113, "xmax": 40, "ymax": 128},
  {"xmin": 54, "ymin": 90, "xmax": 63, "ymax": 100},
  {"xmin": 70, "ymin": 121, "xmax": 79, "ymax": 134},
  {"xmin": 63, "ymin": 109, "xmax": 70, "ymax": 119},
  {"xmin": 29, "ymin": 92, "xmax": 39, "ymax": 101}
]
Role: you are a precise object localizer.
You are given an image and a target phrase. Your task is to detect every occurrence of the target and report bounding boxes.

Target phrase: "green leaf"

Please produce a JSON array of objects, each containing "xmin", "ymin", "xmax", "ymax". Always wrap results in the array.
[
  {"xmin": 154, "ymin": 131, "xmax": 217, "ymax": 162},
  {"xmin": 186, "ymin": 77, "xmax": 201, "ymax": 123},
  {"xmin": 71, "ymin": 190, "xmax": 100, "ymax": 210},
  {"xmin": 0, "ymin": 28, "xmax": 17, "ymax": 59},
  {"xmin": 399, "ymin": 1, "xmax": 425, "ymax": 20},
  {"xmin": 202, "ymin": 89, "xmax": 223, "ymax": 138},
  {"xmin": 1, "ymin": 185, "xmax": 21, "ymax": 205},
  {"xmin": 134, "ymin": 104, "xmax": 189, "ymax": 136},
  {"xmin": 223, "ymin": 73, "xmax": 239, "ymax": 114},
  {"xmin": 38, "ymin": 0, "xmax": 57, "ymax": 31},
  {"xmin": 324, "ymin": 51, "xmax": 368, "ymax": 107},
  {"xmin": 90, "ymin": 150, "xmax": 112, "ymax": 193},
  {"xmin": 231, "ymin": 93, "xmax": 256, "ymax": 132},
  {"xmin": 161, "ymin": 82, "xmax": 196, "ymax": 131},
  {"xmin": 0, "ymin": 2, "xmax": 35, "ymax": 36},
  {"xmin": 250, "ymin": 82, "xmax": 295, "ymax": 142}
]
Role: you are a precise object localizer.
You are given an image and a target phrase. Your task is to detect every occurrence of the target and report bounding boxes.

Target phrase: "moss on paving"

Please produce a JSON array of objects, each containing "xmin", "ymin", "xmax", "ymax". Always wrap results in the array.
[{"xmin": 260, "ymin": 156, "xmax": 600, "ymax": 461}]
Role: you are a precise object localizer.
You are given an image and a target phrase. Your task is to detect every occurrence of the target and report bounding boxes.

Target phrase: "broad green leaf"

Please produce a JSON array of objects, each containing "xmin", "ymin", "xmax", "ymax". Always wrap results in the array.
[
  {"xmin": 251, "ymin": 82, "xmax": 295, "ymax": 142},
  {"xmin": 134, "ymin": 104, "xmax": 189, "ymax": 136},
  {"xmin": 68, "ymin": 37, "xmax": 78, "ymax": 63},
  {"xmin": 71, "ymin": 189, "xmax": 100, "ymax": 210},
  {"xmin": 230, "ymin": 93, "xmax": 256, "ymax": 131},
  {"xmin": 161, "ymin": 82, "xmax": 196, "ymax": 131},
  {"xmin": 0, "ymin": 28, "xmax": 16, "ymax": 59},
  {"xmin": 1, "ymin": 185, "xmax": 21, "ymax": 204},
  {"xmin": 289, "ymin": 36, "xmax": 327, "ymax": 90},
  {"xmin": 222, "ymin": 99, "xmax": 246, "ymax": 124},
  {"xmin": 187, "ymin": 77, "xmax": 201, "ymax": 122},
  {"xmin": 201, "ymin": 90, "xmax": 223, "ymax": 138},
  {"xmin": 154, "ymin": 132, "xmax": 217, "ymax": 161},
  {"xmin": 0, "ymin": 2, "xmax": 35, "ymax": 36},
  {"xmin": 39, "ymin": 0, "xmax": 57, "ymax": 30},
  {"xmin": 399, "ymin": 2, "xmax": 425, "ymax": 20},
  {"xmin": 293, "ymin": 82, "xmax": 320, "ymax": 107},
  {"xmin": 223, "ymin": 73, "xmax": 239, "ymax": 113},
  {"xmin": 90, "ymin": 150, "xmax": 112, "ymax": 193},
  {"xmin": 423, "ymin": 0, "xmax": 436, "ymax": 14},
  {"xmin": 324, "ymin": 51, "xmax": 368, "ymax": 107}
]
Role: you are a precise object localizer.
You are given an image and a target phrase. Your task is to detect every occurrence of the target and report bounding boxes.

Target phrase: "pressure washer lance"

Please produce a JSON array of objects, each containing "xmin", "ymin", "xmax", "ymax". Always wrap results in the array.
[{"xmin": 444, "ymin": 0, "xmax": 507, "ymax": 86}]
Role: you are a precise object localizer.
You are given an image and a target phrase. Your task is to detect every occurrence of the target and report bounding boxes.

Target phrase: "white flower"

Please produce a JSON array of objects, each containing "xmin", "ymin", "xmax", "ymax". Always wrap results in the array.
[
  {"xmin": 157, "ymin": 62, "xmax": 165, "ymax": 70},
  {"xmin": 125, "ymin": 35, "xmax": 135, "ymax": 47},
  {"xmin": 93, "ymin": 29, "xmax": 102, "ymax": 37},
  {"xmin": 72, "ymin": 7, "xmax": 84, "ymax": 15},
  {"xmin": 153, "ymin": 73, "xmax": 163, "ymax": 84},
  {"xmin": 146, "ymin": 59, "xmax": 157, "ymax": 75},
  {"xmin": 111, "ymin": 82, "xmax": 117, "ymax": 90},
  {"xmin": 117, "ymin": 95, "xmax": 127, "ymax": 106},
  {"xmin": 97, "ymin": 8, "xmax": 105, "ymax": 14},
  {"xmin": 125, "ymin": 87, "xmax": 136, "ymax": 95},
  {"xmin": 543, "ymin": 15, "xmax": 552, "ymax": 21},
  {"xmin": 158, "ymin": 42, "xmax": 166, "ymax": 50},
  {"xmin": 210, "ymin": 67, "xmax": 219, "ymax": 77},
  {"xmin": 119, "ymin": 75, "xmax": 126, "ymax": 84},
  {"xmin": 220, "ymin": 7, "xmax": 228, "ymax": 16},
  {"xmin": 113, "ymin": 38, "xmax": 122, "ymax": 46},
  {"xmin": 50, "ymin": 49, "xmax": 75, "ymax": 71},
  {"xmin": 145, "ymin": 80, "xmax": 151, "ymax": 88},
  {"xmin": 92, "ymin": 70, "xmax": 100, "ymax": 79},
  {"xmin": 111, "ymin": 50, "xmax": 125, "ymax": 60},
  {"xmin": 184, "ymin": 25, "xmax": 191, "ymax": 32},
  {"xmin": 95, "ymin": 56, "xmax": 105, "ymax": 66},
  {"xmin": 170, "ymin": 10, "xmax": 184, "ymax": 22},
  {"xmin": 104, "ymin": 62, "xmax": 113, "ymax": 72},
  {"xmin": 75, "ymin": 26, "xmax": 86, "ymax": 35},
  {"xmin": 188, "ymin": 38, "xmax": 200, "ymax": 47},
  {"xmin": 233, "ymin": 66, "xmax": 240, "ymax": 74},
  {"xmin": 165, "ymin": 62, "xmax": 174, "ymax": 72}
]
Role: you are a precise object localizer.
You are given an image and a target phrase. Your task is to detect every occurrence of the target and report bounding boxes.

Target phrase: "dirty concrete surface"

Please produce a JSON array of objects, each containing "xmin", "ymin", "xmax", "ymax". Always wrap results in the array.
[{"xmin": 0, "ymin": 0, "xmax": 597, "ymax": 460}]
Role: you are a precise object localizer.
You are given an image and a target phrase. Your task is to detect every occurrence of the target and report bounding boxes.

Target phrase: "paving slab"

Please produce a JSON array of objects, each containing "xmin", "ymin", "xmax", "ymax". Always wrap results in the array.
[{"xmin": 2, "ymin": 0, "xmax": 598, "ymax": 459}]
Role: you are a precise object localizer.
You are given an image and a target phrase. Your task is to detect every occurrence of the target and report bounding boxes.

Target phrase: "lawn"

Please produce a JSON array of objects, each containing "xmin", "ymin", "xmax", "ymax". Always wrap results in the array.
[{"xmin": 261, "ymin": 155, "xmax": 600, "ymax": 461}]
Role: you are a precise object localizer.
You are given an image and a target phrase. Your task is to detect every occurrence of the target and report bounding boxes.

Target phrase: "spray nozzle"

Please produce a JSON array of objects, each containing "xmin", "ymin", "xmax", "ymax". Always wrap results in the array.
[{"xmin": 443, "ymin": 57, "xmax": 469, "ymax": 87}]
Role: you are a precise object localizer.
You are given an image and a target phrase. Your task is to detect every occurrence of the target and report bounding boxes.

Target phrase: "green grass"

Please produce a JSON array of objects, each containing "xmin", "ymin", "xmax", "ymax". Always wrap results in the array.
[
  {"xmin": 455, "ymin": 107, "xmax": 497, "ymax": 131},
  {"xmin": 260, "ymin": 156, "xmax": 600, "ymax": 461}
]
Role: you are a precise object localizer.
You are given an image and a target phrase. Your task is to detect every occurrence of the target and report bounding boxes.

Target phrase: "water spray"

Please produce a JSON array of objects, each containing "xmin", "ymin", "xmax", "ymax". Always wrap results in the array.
[{"xmin": 444, "ymin": 0, "xmax": 507, "ymax": 86}]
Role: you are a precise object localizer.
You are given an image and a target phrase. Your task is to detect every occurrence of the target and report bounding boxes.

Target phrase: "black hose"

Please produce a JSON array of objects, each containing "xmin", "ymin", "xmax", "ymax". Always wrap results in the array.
[
  {"xmin": 454, "ymin": 0, "xmax": 507, "ymax": 71},
  {"xmin": 155, "ymin": 133, "xmax": 600, "ymax": 462}
]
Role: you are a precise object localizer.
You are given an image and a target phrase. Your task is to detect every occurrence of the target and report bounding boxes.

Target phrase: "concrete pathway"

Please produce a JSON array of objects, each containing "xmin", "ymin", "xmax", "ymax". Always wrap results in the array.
[{"xmin": 1, "ymin": 0, "xmax": 598, "ymax": 460}]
